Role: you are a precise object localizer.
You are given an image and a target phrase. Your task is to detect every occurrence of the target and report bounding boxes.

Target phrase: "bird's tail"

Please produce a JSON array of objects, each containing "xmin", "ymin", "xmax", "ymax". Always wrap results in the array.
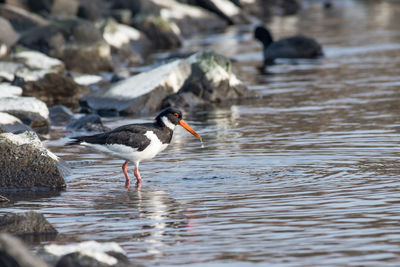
[{"xmin": 65, "ymin": 138, "xmax": 81, "ymax": 146}]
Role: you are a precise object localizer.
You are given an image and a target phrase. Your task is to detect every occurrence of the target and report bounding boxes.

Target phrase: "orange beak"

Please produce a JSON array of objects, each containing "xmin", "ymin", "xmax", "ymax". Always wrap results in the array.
[{"xmin": 179, "ymin": 120, "xmax": 202, "ymax": 141}]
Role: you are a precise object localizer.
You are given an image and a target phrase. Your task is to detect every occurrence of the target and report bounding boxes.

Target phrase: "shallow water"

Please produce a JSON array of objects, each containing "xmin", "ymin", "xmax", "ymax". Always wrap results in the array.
[{"xmin": 3, "ymin": 0, "xmax": 400, "ymax": 266}]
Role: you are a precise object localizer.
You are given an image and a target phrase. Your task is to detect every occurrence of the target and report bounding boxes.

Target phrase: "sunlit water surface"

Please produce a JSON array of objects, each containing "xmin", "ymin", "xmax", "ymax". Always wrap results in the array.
[{"xmin": 2, "ymin": 1, "xmax": 400, "ymax": 266}]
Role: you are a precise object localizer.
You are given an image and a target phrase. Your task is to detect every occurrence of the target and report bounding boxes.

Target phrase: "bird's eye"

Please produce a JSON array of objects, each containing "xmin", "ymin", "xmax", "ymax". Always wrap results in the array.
[{"xmin": 173, "ymin": 113, "xmax": 179, "ymax": 118}]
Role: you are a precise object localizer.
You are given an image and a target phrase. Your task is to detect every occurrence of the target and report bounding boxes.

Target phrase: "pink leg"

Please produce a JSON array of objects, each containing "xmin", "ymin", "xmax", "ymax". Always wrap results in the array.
[
  {"xmin": 122, "ymin": 161, "xmax": 130, "ymax": 188},
  {"xmin": 134, "ymin": 167, "xmax": 142, "ymax": 184}
]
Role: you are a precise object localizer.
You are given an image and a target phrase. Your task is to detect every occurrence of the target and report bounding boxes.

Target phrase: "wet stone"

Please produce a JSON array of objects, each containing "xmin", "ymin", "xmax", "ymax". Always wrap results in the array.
[
  {"xmin": 0, "ymin": 131, "xmax": 66, "ymax": 189},
  {"xmin": 0, "ymin": 211, "xmax": 58, "ymax": 235},
  {"xmin": 39, "ymin": 241, "xmax": 131, "ymax": 267},
  {"xmin": 67, "ymin": 114, "xmax": 110, "ymax": 132},
  {"xmin": 49, "ymin": 105, "xmax": 74, "ymax": 126}
]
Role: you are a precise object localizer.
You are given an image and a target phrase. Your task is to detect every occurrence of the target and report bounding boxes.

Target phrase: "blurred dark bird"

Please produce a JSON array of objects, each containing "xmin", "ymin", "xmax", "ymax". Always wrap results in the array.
[
  {"xmin": 67, "ymin": 107, "xmax": 202, "ymax": 188},
  {"xmin": 254, "ymin": 25, "xmax": 323, "ymax": 66}
]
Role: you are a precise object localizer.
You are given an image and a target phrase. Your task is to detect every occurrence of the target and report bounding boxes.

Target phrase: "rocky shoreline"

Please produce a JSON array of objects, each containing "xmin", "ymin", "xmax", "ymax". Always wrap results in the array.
[{"xmin": 0, "ymin": 0, "xmax": 302, "ymax": 266}]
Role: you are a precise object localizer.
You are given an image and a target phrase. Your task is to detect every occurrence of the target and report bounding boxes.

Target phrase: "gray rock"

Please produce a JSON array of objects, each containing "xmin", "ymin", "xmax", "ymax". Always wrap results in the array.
[
  {"xmin": 18, "ymin": 19, "xmax": 112, "ymax": 73},
  {"xmin": 0, "ymin": 112, "xmax": 33, "ymax": 134},
  {"xmin": 51, "ymin": 0, "xmax": 79, "ymax": 17},
  {"xmin": 23, "ymin": 72, "xmax": 90, "ymax": 109},
  {"xmin": 0, "ymin": 131, "xmax": 66, "ymax": 189},
  {"xmin": 80, "ymin": 51, "xmax": 256, "ymax": 115},
  {"xmin": 0, "ymin": 51, "xmax": 64, "ymax": 83},
  {"xmin": 111, "ymin": 0, "xmax": 160, "ymax": 17},
  {"xmin": 0, "ymin": 233, "xmax": 50, "ymax": 267},
  {"xmin": 132, "ymin": 15, "xmax": 181, "ymax": 50},
  {"xmin": 0, "ymin": 96, "xmax": 50, "ymax": 133},
  {"xmin": 164, "ymin": 51, "xmax": 257, "ymax": 108},
  {"xmin": 102, "ymin": 18, "xmax": 152, "ymax": 57},
  {"xmin": 49, "ymin": 105, "xmax": 74, "ymax": 126},
  {"xmin": 77, "ymin": 0, "xmax": 104, "ymax": 21},
  {"xmin": 0, "ymin": 4, "xmax": 48, "ymax": 32},
  {"xmin": 80, "ymin": 58, "xmax": 191, "ymax": 115},
  {"xmin": 0, "ymin": 16, "xmax": 19, "ymax": 56},
  {"xmin": 155, "ymin": 0, "xmax": 228, "ymax": 37},
  {"xmin": 0, "ymin": 83, "xmax": 22, "ymax": 97},
  {"xmin": 14, "ymin": 50, "xmax": 65, "ymax": 73},
  {"xmin": 67, "ymin": 114, "xmax": 109, "ymax": 132},
  {"xmin": 0, "ymin": 211, "xmax": 58, "ymax": 235},
  {"xmin": 39, "ymin": 241, "xmax": 130, "ymax": 267}
]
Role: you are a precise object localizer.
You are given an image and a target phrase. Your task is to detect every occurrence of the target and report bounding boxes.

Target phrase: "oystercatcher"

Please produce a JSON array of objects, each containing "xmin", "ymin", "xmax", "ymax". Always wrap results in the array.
[
  {"xmin": 254, "ymin": 25, "xmax": 323, "ymax": 66},
  {"xmin": 68, "ymin": 107, "xmax": 202, "ymax": 188}
]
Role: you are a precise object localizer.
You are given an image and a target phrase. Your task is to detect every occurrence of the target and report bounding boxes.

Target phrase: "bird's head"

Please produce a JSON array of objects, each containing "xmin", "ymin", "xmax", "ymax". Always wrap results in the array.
[
  {"xmin": 157, "ymin": 107, "xmax": 202, "ymax": 140},
  {"xmin": 254, "ymin": 25, "xmax": 274, "ymax": 47}
]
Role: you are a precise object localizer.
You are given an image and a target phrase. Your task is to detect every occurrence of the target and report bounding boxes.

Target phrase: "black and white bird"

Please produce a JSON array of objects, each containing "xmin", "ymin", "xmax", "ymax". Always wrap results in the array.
[
  {"xmin": 67, "ymin": 107, "xmax": 202, "ymax": 188},
  {"xmin": 254, "ymin": 25, "xmax": 323, "ymax": 66}
]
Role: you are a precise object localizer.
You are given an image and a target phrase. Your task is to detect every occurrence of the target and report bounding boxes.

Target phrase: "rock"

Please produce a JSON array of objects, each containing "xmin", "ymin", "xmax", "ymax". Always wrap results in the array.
[
  {"xmin": 154, "ymin": 0, "xmax": 228, "ymax": 37},
  {"xmin": 0, "ymin": 233, "xmax": 50, "ymax": 267},
  {"xmin": 0, "ymin": 211, "xmax": 58, "ymax": 235},
  {"xmin": 18, "ymin": 19, "xmax": 112, "ymax": 73},
  {"xmin": 27, "ymin": 0, "xmax": 53, "ymax": 15},
  {"xmin": 0, "ymin": 83, "xmax": 22, "ymax": 97},
  {"xmin": 0, "ymin": 131, "xmax": 66, "ymax": 189},
  {"xmin": 67, "ymin": 114, "xmax": 109, "ymax": 132},
  {"xmin": 163, "ymin": 51, "xmax": 256, "ymax": 108},
  {"xmin": 14, "ymin": 50, "xmax": 65, "ymax": 72},
  {"xmin": 51, "ymin": 0, "xmax": 79, "ymax": 17},
  {"xmin": 0, "ymin": 51, "xmax": 64, "ymax": 83},
  {"xmin": 179, "ymin": 0, "xmax": 234, "ymax": 25},
  {"xmin": 81, "ymin": 51, "xmax": 255, "ymax": 115},
  {"xmin": 39, "ymin": 241, "xmax": 130, "ymax": 267},
  {"xmin": 80, "ymin": 58, "xmax": 192, "ymax": 115},
  {"xmin": 0, "ymin": 4, "xmax": 48, "ymax": 32},
  {"xmin": 0, "ymin": 96, "xmax": 50, "ymax": 133},
  {"xmin": 49, "ymin": 105, "xmax": 74, "ymax": 126},
  {"xmin": 0, "ymin": 61, "xmax": 22, "ymax": 81},
  {"xmin": 0, "ymin": 112, "xmax": 33, "ymax": 134},
  {"xmin": 0, "ymin": 16, "xmax": 19, "ymax": 56},
  {"xmin": 77, "ymin": 0, "xmax": 104, "ymax": 21},
  {"xmin": 23, "ymin": 72, "xmax": 90, "ymax": 109},
  {"xmin": 132, "ymin": 15, "xmax": 181, "ymax": 50},
  {"xmin": 0, "ymin": 195, "xmax": 9, "ymax": 202},
  {"xmin": 110, "ymin": 9, "xmax": 132, "ymax": 25},
  {"xmin": 111, "ymin": 0, "xmax": 160, "ymax": 17},
  {"xmin": 102, "ymin": 18, "xmax": 151, "ymax": 56}
]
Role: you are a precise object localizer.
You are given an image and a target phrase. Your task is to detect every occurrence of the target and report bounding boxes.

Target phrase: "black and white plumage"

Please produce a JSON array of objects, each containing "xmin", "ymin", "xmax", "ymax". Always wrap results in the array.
[
  {"xmin": 254, "ymin": 25, "xmax": 323, "ymax": 66},
  {"xmin": 67, "ymin": 107, "xmax": 202, "ymax": 188}
]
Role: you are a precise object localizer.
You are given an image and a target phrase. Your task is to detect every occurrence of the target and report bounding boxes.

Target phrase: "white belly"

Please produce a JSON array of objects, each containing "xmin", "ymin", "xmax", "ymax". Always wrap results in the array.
[{"xmin": 81, "ymin": 131, "xmax": 168, "ymax": 163}]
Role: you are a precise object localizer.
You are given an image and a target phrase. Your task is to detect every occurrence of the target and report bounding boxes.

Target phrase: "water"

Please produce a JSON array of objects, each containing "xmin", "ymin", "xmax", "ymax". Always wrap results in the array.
[{"xmin": 2, "ymin": 1, "xmax": 400, "ymax": 266}]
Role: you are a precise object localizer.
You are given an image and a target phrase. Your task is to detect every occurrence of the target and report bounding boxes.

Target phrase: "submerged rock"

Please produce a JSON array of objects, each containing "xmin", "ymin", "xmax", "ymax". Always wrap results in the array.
[
  {"xmin": 67, "ymin": 114, "xmax": 109, "ymax": 132},
  {"xmin": 0, "ymin": 131, "xmax": 66, "ymax": 189},
  {"xmin": 0, "ymin": 211, "xmax": 58, "ymax": 235},
  {"xmin": 0, "ymin": 233, "xmax": 50, "ymax": 267},
  {"xmin": 39, "ymin": 241, "xmax": 130, "ymax": 267},
  {"xmin": 0, "ymin": 96, "xmax": 50, "ymax": 133},
  {"xmin": 81, "ymin": 51, "xmax": 256, "ymax": 115}
]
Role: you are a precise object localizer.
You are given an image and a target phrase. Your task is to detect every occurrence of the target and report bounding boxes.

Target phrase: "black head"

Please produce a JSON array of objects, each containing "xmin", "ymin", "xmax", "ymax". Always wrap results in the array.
[
  {"xmin": 254, "ymin": 25, "xmax": 274, "ymax": 47},
  {"xmin": 155, "ymin": 107, "xmax": 202, "ymax": 140},
  {"xmin": 156, "ymin": 107, "xmax": 183, "ymax": 126}
]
